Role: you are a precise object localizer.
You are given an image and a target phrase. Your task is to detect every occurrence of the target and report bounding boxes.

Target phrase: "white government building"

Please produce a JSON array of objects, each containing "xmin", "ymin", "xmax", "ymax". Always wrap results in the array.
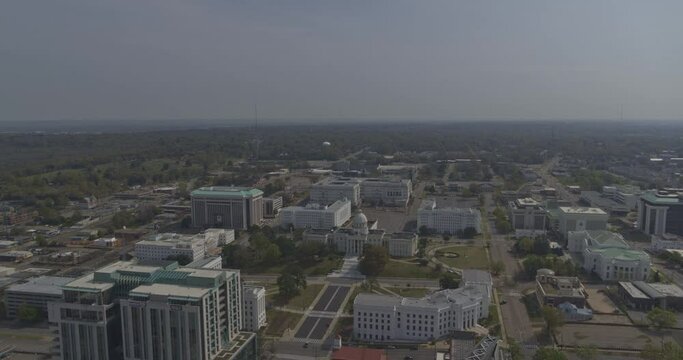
[
  {"xmin": 555, "ymin": 207, "xmax": 608, "ymax": 239},
  {"xmin": 508, "ymin": 198, "xmax": 547, "ymax": 237},
  {"xmin": 279, "ymin": 199, "xmax": 351, "ymax": 229},
  {"xmin": 568, "ymin": 230, "xmax": 650, "ymax": 281},
  {"xmin": 303, "ymin": 211, "xmax": 418, "ymax": 257},
  {"xmin": 417, "ymin": 199, "xmax": 481, "ymax": 235},
  {"xmin": 353, "ymin": 270, "xmax": 492, "ymax": 342},
  {"xmin": 135, "ymin": 229, "xmax": 234, "ymax": 263},
  {"xmin": 242, "ymin": 285, "xmax": 267, "ymax": 332},
  {"xmin": 359, "ymin": 178, "xmax": 412, "ymax": 207},
  {"xmin": 310, "ymin": 177, "xmax": 361, "ymax": 206},
  {"xmin": 310, "ymin": 176, "xmax": 413, "ymax": 207}
]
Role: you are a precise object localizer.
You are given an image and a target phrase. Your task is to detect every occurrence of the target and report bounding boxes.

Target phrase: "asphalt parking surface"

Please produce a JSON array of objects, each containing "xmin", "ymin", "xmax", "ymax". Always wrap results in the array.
[
  {"xmin": 293, "ymin": 316, "xmax": 333, "ymax": 340},
  {"xmin": 312, "ymin": 285, "xmax": 350, "ymax": 312},
  {"xmin": 294, "ymin": 317, "xmax": 319, "ymax": 339},
  {"xmin": 313, "ymin": 285, "xmax": 339, "ymax": 311}
]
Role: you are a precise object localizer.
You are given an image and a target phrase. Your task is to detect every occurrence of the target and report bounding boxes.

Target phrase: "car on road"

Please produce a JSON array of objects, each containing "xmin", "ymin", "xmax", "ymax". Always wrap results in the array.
[
  {"xmin": 500, "ymin": 299, "xmax": 507, "ymax": 305},
  {"xmin": 303, "ymin": 342, "xmax": 309, "ymax": 348},
  {"xmin": 404, "ymin": 356, "xmax": 414, "ymax": 360}
]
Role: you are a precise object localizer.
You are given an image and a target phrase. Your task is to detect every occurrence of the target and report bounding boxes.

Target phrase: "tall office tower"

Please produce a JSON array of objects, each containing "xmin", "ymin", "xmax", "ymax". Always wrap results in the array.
[
  {"xmin": 48, "ymin": 261, "xmax": 255, "ymax": 360},
  {"xmin": 191, "ymin": 187, "xmax": 264, "ymax": 230}
]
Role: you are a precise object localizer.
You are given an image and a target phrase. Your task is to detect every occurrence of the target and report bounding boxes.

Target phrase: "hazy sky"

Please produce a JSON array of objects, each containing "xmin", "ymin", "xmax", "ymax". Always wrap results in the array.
[{"xmin": 1, "ymin": 0, "xmax": 682, "ymax": 122}]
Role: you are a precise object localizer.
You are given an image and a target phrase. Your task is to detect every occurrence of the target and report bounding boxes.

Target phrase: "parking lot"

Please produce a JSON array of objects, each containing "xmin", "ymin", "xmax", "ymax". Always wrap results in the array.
[{"xmin": 557, "ymin": 323, "xmax": 676, "ymax": 351}]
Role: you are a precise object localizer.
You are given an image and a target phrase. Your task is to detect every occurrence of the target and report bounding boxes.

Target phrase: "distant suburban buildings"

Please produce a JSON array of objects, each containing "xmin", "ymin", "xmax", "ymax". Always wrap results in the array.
[
  {"xmin": 508, "ymin": 198, "xmax": 547, "ymax": 237},
  {"xmin": 353, "ymin": 270, "xmax": 492, "ymax": 342},
  {"xmin": 554, "ymin": 206, "xmax": 608, "ymax": 239},
  {"xmin": 242, "ymin": 285, "xmax": 267, "ymax": 332},
  {"xmin": 48, "ymin": 261, "xmax": 256, "ymax": 360},
  {"xmin": 191, "ymin": 186, "xmax": 264, "ymax": 230},
  {"xmin": 310, "ymin": 178, "xmax": 361, "ymax": 206},
  {"xmin": 280, "ymin": 199, "xmax": 352, "ymax": 229},
  {"xmin": 135, "ymin": 229, "xmax": 234, "ymax": 263},
  {"xmin": 637, "ymin": 189, "xmax": 683, "ymax": 237},
  {"xmin": 303, "ymin": 211, "xmax": 418, "ymax": 257},
  {"xmin": 4, "ymin": 276, "xmax": 74, "ymax": 319},
  {"xmin": 417, "ymin": 199, "xmax": 481, "ymax": 235},
  {"xmin": 568, "ymin": 230, "xmax": 650, "ymax": 281},
  {"xmin": 359, "ymin": 178, "xmax": 412, "ymax": 207}
]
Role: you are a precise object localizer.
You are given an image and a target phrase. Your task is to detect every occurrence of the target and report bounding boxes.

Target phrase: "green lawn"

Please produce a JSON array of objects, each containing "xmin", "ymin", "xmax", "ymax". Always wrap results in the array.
[
  {"xmin": 378, "ymin": 259, "xmax": 441, "ymax": 279},
  {"xmin": 435, "ymin": 245, "xmax": 489, "ymax": 269},
  {"xmin": 385, "ymin": 287, "xmax": 431, "ymax": 298},
  {"xmin": 305, "ymin": 257, "xmax": 343, "ymax": 276},
  {"xmin": 243, "ymin": 256, "xmax": 342, "ymax": 276},
  {"xmin": 267, "ymin": 284, "xmax": 324, "ymax": 310},
  {"xmin": 264, "ymin": 310, "xmax": 303, "ymax": 337}
]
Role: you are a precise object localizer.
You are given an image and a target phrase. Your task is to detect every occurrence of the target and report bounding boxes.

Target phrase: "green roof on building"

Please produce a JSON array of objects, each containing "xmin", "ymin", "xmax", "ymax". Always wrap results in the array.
[
  {"xmin": 640, "ymin": 191, "xmax": 682, "ymax": 205},
  {"xmin": 191, "ymin": 186, "xmax": 263, "ymax": 198},
  {"xmin": 588, "ymin": 247, "xmax": 649, "ymax": 261}
]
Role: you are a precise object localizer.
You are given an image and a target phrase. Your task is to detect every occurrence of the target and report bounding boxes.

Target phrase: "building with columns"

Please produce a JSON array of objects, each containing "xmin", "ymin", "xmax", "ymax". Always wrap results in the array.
[
  {"xmin": 567, "ymin": 230, "xmax": 650, "ymax": 281},
  {"xmin": 638, "ymin": 189, "xmax": 683, "ymax": 237},
  {"xmin": 353, "ymin": 271, "xmax": 492, "ymax": 342},
  {"xmin": 280, "ymin": 199, "xmax": 352, "ymax": 229},
  {"xmin": 303, "ymin": 211, "xmax": 418, "ymax": 257}
]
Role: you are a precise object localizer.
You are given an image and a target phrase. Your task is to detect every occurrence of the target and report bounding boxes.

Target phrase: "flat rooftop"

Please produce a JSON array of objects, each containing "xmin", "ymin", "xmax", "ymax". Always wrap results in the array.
[
  {"xmin": 6, "ymin": 276, "xmax": 75, "ymax": 296},
  {"xmin": 191, "ymin": 186, "xmax": 263, "ymax": 198},
  {"xmin": 130, "ymin": 283, "xmax": 210, "ymax": 300},
  {"xmin": 559, "ymin": 206, "xmax": 607, "ymax": 215}
]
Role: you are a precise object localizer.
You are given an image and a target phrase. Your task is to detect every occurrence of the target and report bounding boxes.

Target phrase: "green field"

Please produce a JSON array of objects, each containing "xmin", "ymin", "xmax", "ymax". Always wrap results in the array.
[
  {"xmin": 243, "ymin": 257, "xmax": 342, "ymax": 276},
  {"xmin": 267, "ymin": 284, "xmax": 324, "ymax": 310},
  {"xmin": 378, "ymin": 259, "xmax": 441, "ymax": 279},
  {"xmin": 264, "ymin": 310, "xmax": 303, "ymax": 337},
  {"xmin": 435, "ymin": 245, "xmax": 489, "ymax": 269},
  {"xmin": 385, "ymin": 287, "xmax": 431, "ymax": 298}
]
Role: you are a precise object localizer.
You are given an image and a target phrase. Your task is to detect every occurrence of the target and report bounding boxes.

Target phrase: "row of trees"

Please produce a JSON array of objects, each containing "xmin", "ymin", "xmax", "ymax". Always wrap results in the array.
[
  {"xmin": 522, "ymin": 255, "xmax": 577, "ymax": 280},
  {"xmin": 222, "ymin": 226, "xmax": 335, "ymax": 271},
  {"xmin": 492, "ymin": 207, "xmax": 512, "ymax": 234}
]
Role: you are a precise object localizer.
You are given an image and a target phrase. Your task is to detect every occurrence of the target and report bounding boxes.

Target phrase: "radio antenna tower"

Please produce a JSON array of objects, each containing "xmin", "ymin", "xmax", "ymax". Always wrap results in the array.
[{"xmin": 253, "ymin": 104, "xmax": 260, "ymax": 162}]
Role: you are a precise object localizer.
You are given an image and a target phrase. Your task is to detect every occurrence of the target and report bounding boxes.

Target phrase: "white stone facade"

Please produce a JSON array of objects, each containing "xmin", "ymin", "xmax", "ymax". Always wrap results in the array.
[
  {"xmin": 359, "ymin": 178, "xmax": 412, "ymax": 207},
  {"xmin": 242, "ymin": 285, "xmax": 266, "ymax": 332},
  {"xmin": 353, "ymin": 273, "xmax": 491, "ymax": 343},
  {"xmin": 417, "ymin": 200, "xmax": 481, "ymax": 235},
  {"xmin": 280, "ymin": 199, "xmax": 351, "ymax": 229},
  {"xmin": 310, "ymin": 178, "xmax": 361, "ymax": 206},
  {"xmin": 556, "ymin": 207, "xmax": 608, "ymax": 239}
]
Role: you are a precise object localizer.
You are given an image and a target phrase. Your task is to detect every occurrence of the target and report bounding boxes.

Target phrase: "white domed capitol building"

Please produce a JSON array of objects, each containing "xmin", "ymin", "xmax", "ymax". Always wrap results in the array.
[{"xmin": 303, "ymin": 210, "xmax": 418, "ymax": 257}]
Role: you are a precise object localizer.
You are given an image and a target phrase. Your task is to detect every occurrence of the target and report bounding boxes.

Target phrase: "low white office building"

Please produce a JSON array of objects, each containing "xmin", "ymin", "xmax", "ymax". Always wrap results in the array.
[
  {"xmin": 310, "ymin": 177, "xmax": 361, "ymax": 206},
  {"xmin": 135, "ymin": 229, "xmax": 234, "ymax": 263},
  {"xmin": 651, "ymin": 233, "xmax": 683, "ymax": 252},
  {"xmin": 353, "ymin": 271, "xmax": 491, "ymax": 342},
  {"xmin": 417, "ymin": 199, "xmax": 481, "ymax": 235},
  {"xmin": 359, "ymin": 178, "xmax": 412, "ymax": 207},
  {"xmin": 242, "ymin": 285, "xmax": 267, "ymax": 332},
  {"xmin": 4, "ymin": 276, "xmax": 74, "ymax": 318},
  {"xmin": 280, "ymin": 199, "xmax": 351, "ymax": 229}
]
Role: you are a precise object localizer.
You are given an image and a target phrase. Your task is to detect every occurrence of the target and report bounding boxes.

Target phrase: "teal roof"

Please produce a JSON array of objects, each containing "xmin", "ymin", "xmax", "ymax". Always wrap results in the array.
[
  {"xmin": 588, "ymin": 247, "xmax": 649, "ymax": 261},
  {"xmin": 641, "ymin": 191, "xmax": 682, "ymax": 205},
  {"xmin": 191, "ymin": 186, "xmax": 263, "ymax": 198},
  {"xmin": 586, "ymin": 230, "xmax": 629, "ymax": 249}
]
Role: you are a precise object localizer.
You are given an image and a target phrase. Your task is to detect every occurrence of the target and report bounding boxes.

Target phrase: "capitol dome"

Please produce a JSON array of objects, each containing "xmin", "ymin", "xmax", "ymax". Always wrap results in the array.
[{"xmin": 351, "ymin": 211, "xmax": 369, "ymax": 235}]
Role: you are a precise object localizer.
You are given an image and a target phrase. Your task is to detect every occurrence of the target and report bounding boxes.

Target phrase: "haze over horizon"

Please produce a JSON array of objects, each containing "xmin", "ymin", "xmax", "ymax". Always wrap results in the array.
[{"xmin": 2, "ymin": 0, "xmax": 683, "ymax": 123}]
